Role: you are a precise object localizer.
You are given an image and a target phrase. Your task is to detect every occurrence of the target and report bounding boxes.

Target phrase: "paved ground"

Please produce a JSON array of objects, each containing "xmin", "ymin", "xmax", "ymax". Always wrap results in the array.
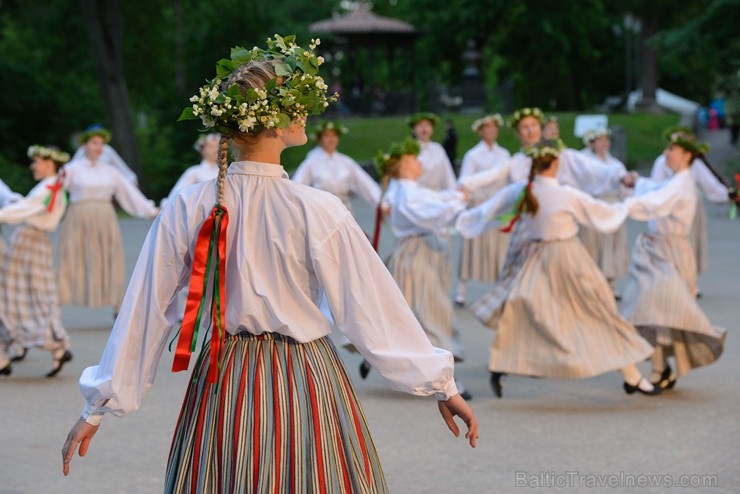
[{"xmin": 1, "ymin": 130, "xmax": 738, "ymax": 493}]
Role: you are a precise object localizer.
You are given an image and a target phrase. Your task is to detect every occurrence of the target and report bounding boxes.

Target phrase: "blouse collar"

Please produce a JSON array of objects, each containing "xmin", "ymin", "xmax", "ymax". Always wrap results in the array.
[
  {"xmin": 534, "ymin": 175, "xmax": 559, "ymax": 186},
  {"xmin": 228, "ymin": 161, "xmax": 288, "ymax": 178}
]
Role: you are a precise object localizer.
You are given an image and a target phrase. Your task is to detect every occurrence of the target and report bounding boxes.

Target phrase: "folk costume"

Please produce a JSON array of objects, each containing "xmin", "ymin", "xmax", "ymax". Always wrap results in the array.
[{"xmin": 409, "ymin": 114, "xmax": 457, "ymax": 191}]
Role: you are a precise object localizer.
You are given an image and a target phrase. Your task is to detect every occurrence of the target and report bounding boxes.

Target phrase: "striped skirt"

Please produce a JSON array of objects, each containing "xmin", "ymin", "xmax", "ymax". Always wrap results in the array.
[
  {"xmin": 620, "ymin": 233, "xmax": 725, "ymax": 376},
  {"xmin": 473, "ymin": 237, "xmax": 653, "ymax": 378},
  {"xmin": 165, "ymin": 332, "xmax": 387, "ymax": 494},
  {"xmin": 458, "ymin": 228, "xmax": 510, "ymax": 283},
  {"xmin": 0, "ymin": 226, "xmax": 69, "ymax": 350},
  {"xmin": 578, "ymin": 223, "xmax": 629, "ymax": 280},
  {"xmin": 58, "ymin": 201, "xmax": 125, "ymax": 311},
  {"xmin": 387, "ymin": 234, "xmax": 465, "ymax": 361},
  {"xmin": 689, "ymin": 196, "xmax": 708, "ymax": 274}
]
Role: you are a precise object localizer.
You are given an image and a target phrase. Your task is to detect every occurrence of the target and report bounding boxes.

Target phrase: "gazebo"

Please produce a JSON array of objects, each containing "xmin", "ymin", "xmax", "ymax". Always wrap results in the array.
[{"xmin": 309, "ymin": 1, "xmax": 420, "ymax": 115}]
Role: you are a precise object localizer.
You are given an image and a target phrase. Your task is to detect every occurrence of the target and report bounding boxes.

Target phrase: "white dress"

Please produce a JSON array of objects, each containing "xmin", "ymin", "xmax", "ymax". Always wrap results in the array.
[
  {"xmin": 0, "ymin": 176, "xmax": 70, "ymax": 359},
  {"xmin": 622, "ymin": 169, "xmax": 726, "ymax": 375},
  {"xmin": 59, "ymin": 158, "xmax": 158, "ymax": 311},
  {"xmin": 416, "ymin": 140, "xmax": 457, "ymax": 191},
  {"xmin": 386, "ymin": 179, "xmax": 467, "ymax": 360},
  {"xmin": 455, "ymin": 175, "xmax": 653, "ymax": 378},
  {"xmin": 577, "ymin": 149, "xmax": 630, "ymax": 280},
  {"xmin": 458, "ymin": 141, "xmax": 512, "ymax": 282},
  {"xmin": 292, "ymin": 148, "xmax": 381, "ymax": 213},
  {"xmin": 78, "ymin": 161, "xmax": 458, "ymax": 426}
]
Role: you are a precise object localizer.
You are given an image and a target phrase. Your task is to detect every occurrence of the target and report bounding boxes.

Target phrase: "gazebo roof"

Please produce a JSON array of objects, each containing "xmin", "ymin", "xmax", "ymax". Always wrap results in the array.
[{"xmin": 309, "ymin": 2, "xmax": 416, "ymax": 36}]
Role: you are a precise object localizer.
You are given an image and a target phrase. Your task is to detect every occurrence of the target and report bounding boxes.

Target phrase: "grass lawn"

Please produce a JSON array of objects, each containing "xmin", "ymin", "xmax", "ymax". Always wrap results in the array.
[{"xmin": 280, "ymin": 112, "xmax": 681, "ymax": 172}]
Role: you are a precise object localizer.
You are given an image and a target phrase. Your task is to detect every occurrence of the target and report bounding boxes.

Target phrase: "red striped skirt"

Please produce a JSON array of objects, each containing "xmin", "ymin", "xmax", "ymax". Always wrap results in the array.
[{"xmin": 165, "ymin": 332, "xmax": 387, "ymax": 493}]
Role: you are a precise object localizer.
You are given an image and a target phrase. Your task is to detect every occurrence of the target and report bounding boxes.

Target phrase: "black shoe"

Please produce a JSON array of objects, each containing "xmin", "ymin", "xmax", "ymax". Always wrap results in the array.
[
  {"xmin": 651, "ymin": 365, "xmax": 677, "ymax": 390},
  {"xmin": 490, "ymin": 372, "xmax": 506, "ymax": 398},
  {"xmin": 623, "ymin": 378, "xmax": 662, "ymax": 396},
  {"xmin": 46, "ymin": 350, "xmax": 73, "ymax": 378},
  {"xmin": 10, "ymin": 348, "xmax": 27, "ymax": 362},
  {"xmin": 359, "ymin": 359, "xmax": 371, "ymax": 380},
  {"xmin": 454, "ymin": 299, "xmax": 466, "ymax": 309},
  {"xmin": 460, "ymin": 389, "xmax": 473, "ymax": 401},
  {"xmin": 0, "ymin": 363, "xmax": 10, "ymax": 376}
]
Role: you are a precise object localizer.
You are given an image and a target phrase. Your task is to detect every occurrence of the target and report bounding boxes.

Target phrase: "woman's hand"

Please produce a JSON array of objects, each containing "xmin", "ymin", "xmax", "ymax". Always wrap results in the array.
[
  {"xmin": 438, "ymin": 394, "xmax": 479, "ymax": 448},
  {"xmin": 62, "ymin": 417, "xmax": 100, "ymax": 476}
]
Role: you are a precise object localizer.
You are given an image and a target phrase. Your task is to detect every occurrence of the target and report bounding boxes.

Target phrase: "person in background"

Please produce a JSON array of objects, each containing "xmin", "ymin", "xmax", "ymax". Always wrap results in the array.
[
  {"xmin": 542, "ymin": 115, "xmax": 560, "ymax": 140},
  {"xmin": 161, "ymin": 134, "xmax": 220, "ymax": 207},
  {"xmin": 409, "ymin": 112, "xmax": 457, "ymax": 191}
]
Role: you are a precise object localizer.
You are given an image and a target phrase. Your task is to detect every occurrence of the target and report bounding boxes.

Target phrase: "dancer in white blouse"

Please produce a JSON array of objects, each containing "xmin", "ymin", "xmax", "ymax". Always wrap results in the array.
[
  {"xmin": 63, "ymin": 37, "xmax": 477, "ymax": 491},
  {"xmin": 622, "ymin": 134, "xmax": 731, "ymax": 390},
  {"xmin": 373, "ymin": 137, "xmax": 472, "ymax": 399},
  {"xmin": 292, "ymin": 120, "xmax": 381, "ymax": 213},
  {"xmin": 650, "ymin": 126, "xmax": 733, "ymax": 295},
  {"xmin": 455, "ymin": 114, "xmax": 512, "ymax": 306},
  {"xmin": 162, "ymin": 133, "xmax": 220, "ymax": 206},
  {"xmin": 0, "ymin": 145, "xmax": 71, "ymax": 377},
  {"xmin": 578, "ymin": 128, "xmax": 630, "ymax": 297},
  {"xmin": 58, "ymin": 126, "xmax": 158, "ymax": 315},
  {"xmin": 71, "ymin": 124, "xmax": 138, "ymax": 185},
  {"xmin": 456, "ymin": 140, "xmax": 657, "ymax": 398},
  {"xmin": 409, "ymin": 112, "xmax": 457, "ymax": 191}
]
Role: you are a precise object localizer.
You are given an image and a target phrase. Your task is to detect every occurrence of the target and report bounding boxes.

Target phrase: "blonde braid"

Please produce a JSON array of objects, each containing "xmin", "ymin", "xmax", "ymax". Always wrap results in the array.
[{"xmin": 216, "ymin": 136, "xmax": 229, "ymax": 205}]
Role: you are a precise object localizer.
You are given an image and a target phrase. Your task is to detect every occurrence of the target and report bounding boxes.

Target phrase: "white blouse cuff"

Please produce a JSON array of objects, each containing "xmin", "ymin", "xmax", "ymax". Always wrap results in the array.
[
  {"xmin": 432, "ymin": 378, "xmax": 459, "ymax": 401},
  {"xmin": 82, "ymin": 405, "xmax": 104, "ymax": 426}
]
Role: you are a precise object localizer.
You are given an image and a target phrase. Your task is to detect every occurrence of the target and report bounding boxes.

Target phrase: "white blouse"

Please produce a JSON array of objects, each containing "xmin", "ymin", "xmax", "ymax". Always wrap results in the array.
[
  {"xmin": 650, "ymin": 155, "xmax": 729, "ymax": 203},
  {"xmin": 0, "ymin": 178, "xmax": 21, "ymax": 208},
  {"xmin": 459, "ymin": 141, "xmax": 512, "ymax": 201},
  {"xmin": 79, "ymin": 161, "xmax": 458, "ymax": 425},
  {"xmin": 416, "ymin": 140, "xmax": 457, "ymax": 191},
  {"xmin": 0, "ymin": 176, "xmax": 67, "ymax": 231},
  {"xmin": 579, "ymin": 149, "xmax": 628, "ymax": 200},
  {"xmin": 292, "ymin": 149, "xmax": 381, "ymax": 208},
  {"xmin": 459, "ymin": 148, "xmax": 626, "ymax": 199},
  {"xmin": 72, "ymin": 144, "xmax": 138, "ymax": 185},
  {"xmin": 389, "ymin": 179, "xmax": 467, "ymax": 238},
  {"xmin": 63, "ymin": 158, "xmax": 158, "ymax": 218},
  {"xmin": 455, "ymin": 175, "xmax": 628, "ymax": 241},
  {"xmin": 165, "ymin": 160, "xmax": 219, "ymax": 202},
  {"xmin": 626, "ymin": 169, "xmax": 697, "ymax": 236}
]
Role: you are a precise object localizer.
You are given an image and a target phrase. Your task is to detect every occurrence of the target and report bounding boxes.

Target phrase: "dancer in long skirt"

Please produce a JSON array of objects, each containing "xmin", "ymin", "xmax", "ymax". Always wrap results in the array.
[
  {"xmin": 0, "ymin": 145, "xmax": 72, "ymax": 377},
  {"xmin": 456, "ymin": 140, "xmax": 658, "ymax": 398},
  {"xmin": 622, "ymin": 133, "xmax": 732, "ymax": 390},
  {"xmin": 455, "ymin": 114, "xmax": 512, "ymax": 307},
  {"xmin": 162, "ymin": 134, "xmax": 220, "ymax": 206},
  {"xmin": 373, "ymin": 137, "xmax": 472, "ymax": 399},
  {"xmin": 409, "ymin": 112, "xmax": 457, "ymax": 191},
  {"xmin": 58, "ymin": 126, "xmax": 159, "ymax": 314},
  {"xmin": 650, "ymin": 126, "xmax": 732, "ymax": 296},
  {"xmin": 63, "ymin": 37, "xmax": 478, "ymax": 492},
  {"xmin": 71, "ymin": 124, "xmax": 139, "ymax": 185},
  {"xmin": 292, "ymin": 120, "xmax": 381, "ymax": 214},
  {"xmin": 578, "ymin": 128, "xmax": 630, "ymax": 297}
]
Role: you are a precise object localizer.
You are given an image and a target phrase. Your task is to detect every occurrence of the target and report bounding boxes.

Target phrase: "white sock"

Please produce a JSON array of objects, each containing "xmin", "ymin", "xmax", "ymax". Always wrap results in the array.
[{"xmin": 455, "ymin": 281, "xmax": 467, "ymax": 302}]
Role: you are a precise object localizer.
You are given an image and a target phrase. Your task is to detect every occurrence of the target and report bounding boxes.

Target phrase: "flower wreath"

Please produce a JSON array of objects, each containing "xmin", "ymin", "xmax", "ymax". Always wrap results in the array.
[
  {"xmin": 668, "ymin": 133, "xmax": 709, "ymax": 156},
  {"xmin": 661, "ymin": 125, "xmax": 693, "ymax": 141},
  {"xmin": 407, "ymin": 112, "xmax": 440, "ymax": 128},
  {"xmin": 27, "ymin": 145, "xmax": 70, "ymax": 164},
  {"xmin": 78, "ymin": 124, "xmax": 111, "ymax": 145},
  {"xmin": 179, "ymin": 34, "xmax": 337, "ymax": 136},
  {"xmin": 313, "ymin": 120, "xmax": 349, "ymax": 140},
  {"xmin": 582, "ymin": 128, "xmax": 612, "ymax": 146},
  {"xmin": 508, "ymin": 107, "xmax": 545, "ymax": 129},
  {"xmin": 523, "ymin": 138, "xmax": 566, "ymax": 160},
  {"xmin": 374, "ymin": 136, "xmax": 421, "ymax": 177},
  {"xmin": 471, "ymin": 114, "xmax": 504, "ymax": 132}
]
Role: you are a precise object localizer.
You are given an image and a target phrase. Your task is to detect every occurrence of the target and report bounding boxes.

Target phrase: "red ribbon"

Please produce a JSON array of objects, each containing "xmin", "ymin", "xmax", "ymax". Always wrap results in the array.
[
  {"xmin": 500, "ymin": 183, "xmax": 531, "ymax": 233},
  {"xmin": 45, "ymin": 178, "xmax": 64, "ymax": 213},
  {"xmin": 172, "ymin": 205, "xmax": 229, "ymax": 384},
  {"xmin": 371, "ymin": 204, "xmax": 383, "ymax": 252}
]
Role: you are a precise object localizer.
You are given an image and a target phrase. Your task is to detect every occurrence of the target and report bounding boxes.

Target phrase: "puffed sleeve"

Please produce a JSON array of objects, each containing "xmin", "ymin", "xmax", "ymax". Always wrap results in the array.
[
  {"xmin": 312, "ymin": 217, "xmax": 458, "ymax": 400},
  {"xmin": 558, "ymin": 149, "xmax": 625, "ymax": 197},
  {"xmin": 347, "ymin": 157, "xmax": 381, "ymax": 206},
  {"xmin": 455, "ymin": 182, "xmax": 523, "ymax": 238},
  {"xmin": 691, "ymin": 159, "xmax": 730, "ymax": 203},
  {"xmin": 396, "ymin": 186, "xmax": 466, "ymax": 233},
  {"xmin": 0, "ymin": 182, "xmax": 47, "ymax": 224},
  {"xmin": 458, "ymin": 149, "xmax": 477, "ymax": 178},
  {"xmin": 79, "ymin": 212, "xmax": 190, "ymax": 425},
  {"xmin": 0, "ymin": 178, "xmax": 22, "ymax": 207},
  {"xmin": 111, "ymin": 166, "xmax": 159, "ymax": 218},
  {"xmin": 625, "ymin": 176, "xmax": 689, "ymax": 221},
  {"xmin": 457, "ymin": 158, "xmax": 513, "ymax": 194},
  {"xmin": 568, "ymin": 187, "xmax": 629, "ymax": 233}
]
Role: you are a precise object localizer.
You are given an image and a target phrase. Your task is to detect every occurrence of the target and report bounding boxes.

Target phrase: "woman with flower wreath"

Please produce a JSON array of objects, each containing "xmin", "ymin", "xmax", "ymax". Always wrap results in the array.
[
  {"xmin": 58, "ymin": 125, "xmax": 159, "ymax": 315},
  {"xmin": 0, "ymin": 146, "xmax": 72, "ymax": 377},
  {"xmin": 578, "ymin": 128, "xmax": 630, "ymax": 298},
  {"xmin": 292, "ymin": 120, "xmax": 381, "ymax": 214},
  {"xmin": 454, "ymin": 114, "xmax": 512, "ymax": 307},
  {"xmin": 162, "ymin": 133, "xmax": 221, "ymax": 207},
  {"xmin": 409, "ymin": 112, "xmax": 457, "ymax": 191},
  {"xmin": 621, "ymin": 133, "xmax": 731, "ymax": 391},
  {"xmin": 649, "ymin": 126, "xmax": 734, "ymax": 297},
  {"xmin": 62, "ymin": 36, "xmax": 478, "ymax": 492},
  {"xmin": 456, "ymin": 140, "xmax": 658, "ymax": 398}
]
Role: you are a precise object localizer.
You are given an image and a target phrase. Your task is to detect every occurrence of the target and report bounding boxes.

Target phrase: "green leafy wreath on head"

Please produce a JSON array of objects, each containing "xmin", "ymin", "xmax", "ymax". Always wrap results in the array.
[{"xmin": 374, "ymin": 136, "xmax": 421, "ymax": 177}]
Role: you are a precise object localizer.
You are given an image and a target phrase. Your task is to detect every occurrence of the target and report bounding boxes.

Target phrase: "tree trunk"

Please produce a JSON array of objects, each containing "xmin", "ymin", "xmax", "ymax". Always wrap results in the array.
[
  {"xmin": 78, "ymin": 0, "xmax": 143, "ymax": 182},
  {"xmin": 637, "ymin": 5, "xmax": 661, "ymax": 111},
  {"xmin": 173, "ymin": 0, "xmax": 186, "ymax": 94}
]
